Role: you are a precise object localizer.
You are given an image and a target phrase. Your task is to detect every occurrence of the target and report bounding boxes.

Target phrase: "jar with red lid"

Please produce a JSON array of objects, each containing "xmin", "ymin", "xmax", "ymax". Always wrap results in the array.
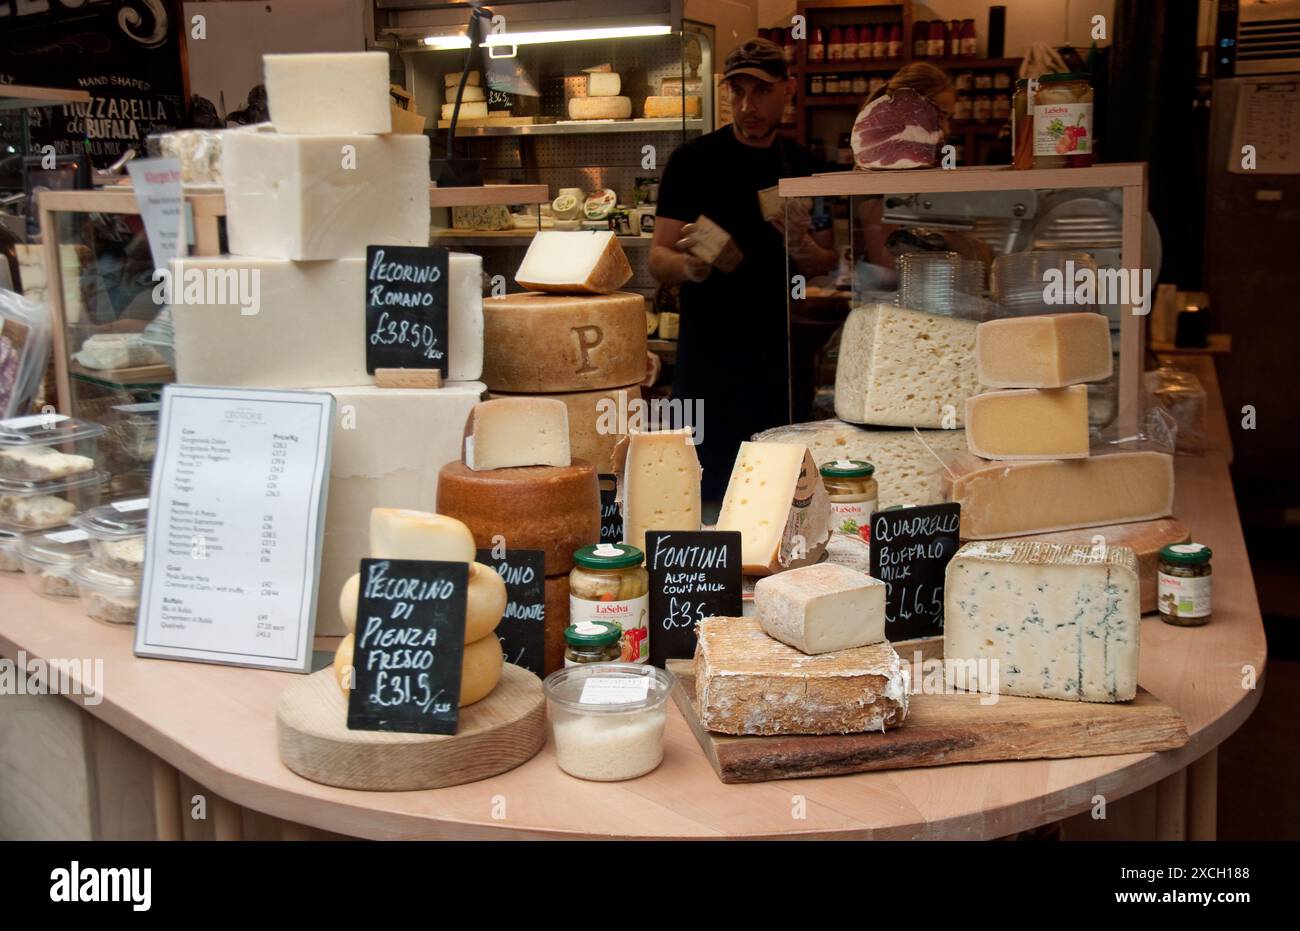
[
  {"xmin": 843, "ymin": 25, "xmax": 858, "ymax": 61},
  {"xmin": 927, "ymin": 20, "xmax": 945, "ymax": 58},
  {"xmin": 809, "ymin": 27, "xmax": 826, "ymax": 63},
  {"xmin": 828, "ymin": 25, "xmax": 844, "ymax": 61},
  {"xmin": 887, "ymin": 23, "xmax": 902, "ymax": 58},
  {"xmin": 913, "ymin": 21, "xmax": 929, "ymax": 58},
  {"xmin": 872, "ymin": 24, "xmax": 888, "ymax": 59}
]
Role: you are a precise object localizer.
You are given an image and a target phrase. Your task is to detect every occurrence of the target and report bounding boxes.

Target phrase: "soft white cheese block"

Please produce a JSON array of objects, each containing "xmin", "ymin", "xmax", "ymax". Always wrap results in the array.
[
  {"xmin": 264, "ymin": 52, "xmax": 392, "ymax": 135},
  {"xmin": 170, "ymin": 252, "xmax": 482, "ymax": 389},
  {"xmin": 514, "ymin": 230, "xmax": 632, "ymax": 294},
  {"xmin": 587, "ymin": 72, "xmax": 621, "ymax": 96},
  {"xmin": 220, "ymin": 128, "xmax": 430, "ymax": 260},
  {"xmin": 317, "ymin": 381, "xmax": 485, "ymax": 636},
  {"xmin": 944, "ymin": 541, "xmax": 1141, "ymax": 702},
  {"xmin": 754, "ymin": 562, "xmax": 886, "ymax": 654},
  {"xmin": 465, "ymin": 397, "xmax": 571, "ymax": 470}
]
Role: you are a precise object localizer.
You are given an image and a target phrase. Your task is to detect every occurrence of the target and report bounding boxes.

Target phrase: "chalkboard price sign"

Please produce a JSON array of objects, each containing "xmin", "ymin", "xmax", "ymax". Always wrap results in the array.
[
  {"xmin": 645, "ymin": 530, "xmax": 742, "ymax": 668},
  {"xmin": 868, "ymin": 503, "xmax": 961, "ymax": 642},
  {"xmin": 598, "ymin": 474, "xmax": 623, "ymax": 545},
  {"xmin": 364, "ymin": 245, "xmax": 450, "ymax": 376},
  {"xmin": 347, "ymin": 558, "xmax": 469, "ymax": 735},
  {"xmin": 476, "ymin": 548, "xmax": 546, "ymax": 677}
]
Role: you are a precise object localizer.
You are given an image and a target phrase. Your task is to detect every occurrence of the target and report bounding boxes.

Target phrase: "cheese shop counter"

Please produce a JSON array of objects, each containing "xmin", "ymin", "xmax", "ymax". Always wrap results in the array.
[{"xmin": 0, "ymin": 452, "xmax": 1264, "ymax": 840}]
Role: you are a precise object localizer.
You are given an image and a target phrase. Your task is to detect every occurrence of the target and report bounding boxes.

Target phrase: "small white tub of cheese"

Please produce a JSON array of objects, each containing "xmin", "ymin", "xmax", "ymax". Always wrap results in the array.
[
  {"xmin": 71, "ymin": 499, "xmax": 148, "ymax": 575},
  {"xmin": 73, "ymin": 562, "xmax": 141, "ymax": 625},
  {"xmin": 543, "ymin": 663, "xmax": 673, "ymax": 781}
]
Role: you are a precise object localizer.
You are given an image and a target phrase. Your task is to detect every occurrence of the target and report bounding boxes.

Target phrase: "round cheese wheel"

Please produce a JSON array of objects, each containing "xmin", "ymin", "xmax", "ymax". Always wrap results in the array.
[
  {"xmin": 334, "ymin": 633, "xmax": 355, "ymax": 692},
  {"xmin": 340, "ymin": 564, "xmax": 504, "ymax": 642},
  {"xmin": 338, "ymin": 572, "xmax": 360, "ymax": 633},
  {"xmin": 370, "ymin": 509, "xmax": 477, "ymax": 563},
  {"xmin": 543, "ymin": 573, "xmax": 571, "ymax": 675},
  {"xmin": 437, "ymin": 459, "xmax": 600, "ymax": 576},
  {"xmin": 568, "ymin": 95, "xmax": 631, "ymax": 120},
  {"xmin": 461, "ymin": 633, "xmax": 504, "ymax": 706},
  {"xmin": 481, "ymin": 291, "xmax": 646, "ymax": 392},
  {"xmin": 487, "ymin": 384, "xmax": 638, "ymax": 474}
]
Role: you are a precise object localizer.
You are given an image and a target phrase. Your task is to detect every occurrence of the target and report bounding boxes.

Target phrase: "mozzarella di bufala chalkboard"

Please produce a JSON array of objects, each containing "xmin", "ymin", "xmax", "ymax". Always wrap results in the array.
[
  {"xmin": 645, "ymin": 530, "xmax": 742, "ymax": 667},
  {"xmin": 364, "ymin": 245, "xmax": 451, "ymax": 376},
  {"xmin": 868, "ymin": 503, "xmax": 961, "ymax": 642},
  {"xmin": 477, "ymin": 548, "xmax": 546, "ymax": 677},
  {"xmin": 347, "ymin": 557, "xmax": 469, "ymax": 735}
]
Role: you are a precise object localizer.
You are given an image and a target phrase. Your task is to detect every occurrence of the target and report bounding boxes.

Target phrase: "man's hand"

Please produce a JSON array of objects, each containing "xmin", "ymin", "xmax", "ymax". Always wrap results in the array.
[
  {"xmin": 674, "ymin": 223, "xmax": 713, "ymax": 283},
  {"xmin": 768, "ymin": 197, "xmax": 812, "ymax": 241},
  {"xmin": 650, "ymin": 216, "xmax": 712, "ymax": 285}
]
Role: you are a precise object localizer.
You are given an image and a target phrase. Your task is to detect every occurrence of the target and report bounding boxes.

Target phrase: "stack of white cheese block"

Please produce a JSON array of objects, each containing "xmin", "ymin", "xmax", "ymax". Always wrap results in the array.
[
  {"xmin": 568, "ymin": 68, "xmax": 632, "ymax": 121},
  {"xmin": 168, "ymin": 52, "xmax": 489, "ymax": 635},
  {"xmin": 696, "ymin": 562, "xmax": 908, "ymax": 735},
  {"xmin": 334, "ymin": 509, "xmax": 507, "ymax": 707}
]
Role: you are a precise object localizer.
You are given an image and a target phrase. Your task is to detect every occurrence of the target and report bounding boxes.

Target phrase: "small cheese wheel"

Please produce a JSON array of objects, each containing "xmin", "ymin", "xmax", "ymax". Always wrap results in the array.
[
  {"xmin": 338, "ymin": 572, "xmax": 360, "ymax": 633},
  {"xmin": 568, "ymin": 95, "xmax": 631, "ymax": 120},
  {"xmin": 437, "ymin": 459, "xmax": 600, "ymax": 576},
  {"xmin": 370, "ymin": 509, "xmax": 476, "ymax": 563},
  {"xmin": 466, "ymin": 562, "xmax": 507, "ymax": 642},
  {"xmin": 461, "ymin": 633, "xmax": 504, "ymax": 706},
  {"xmin": 334, "ymin": 633, "xmax": 355, "ymax": 692}
]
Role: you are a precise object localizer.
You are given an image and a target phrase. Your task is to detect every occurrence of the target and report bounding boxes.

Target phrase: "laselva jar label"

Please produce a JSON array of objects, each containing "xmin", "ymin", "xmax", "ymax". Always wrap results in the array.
[
  {"xmin": 570, "ymin": 593, "xmax": 649, "ymax": 662},
  {"xmin": 1034, "ymin": 102, "xmax": 1092, "ymax": 156}
]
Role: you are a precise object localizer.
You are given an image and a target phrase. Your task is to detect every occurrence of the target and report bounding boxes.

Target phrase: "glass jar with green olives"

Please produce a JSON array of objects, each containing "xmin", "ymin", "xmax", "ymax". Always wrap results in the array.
[
  {"xmin": 569, "ymin": 543, "xmax": 650, "ymax": 663},
  {"xmin": 563, "ymin": 620, "xmax": 623, "ymax": 666},
  {"xmin": 1158, "ymin": 543, "xmax": 1213, "ymax": 626}
]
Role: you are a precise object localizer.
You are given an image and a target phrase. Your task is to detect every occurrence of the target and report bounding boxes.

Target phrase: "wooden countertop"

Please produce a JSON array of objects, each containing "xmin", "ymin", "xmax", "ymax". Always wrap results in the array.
[{"xmin": 0, "ymin": 452, "xmax": 1264, "ymax": 840}]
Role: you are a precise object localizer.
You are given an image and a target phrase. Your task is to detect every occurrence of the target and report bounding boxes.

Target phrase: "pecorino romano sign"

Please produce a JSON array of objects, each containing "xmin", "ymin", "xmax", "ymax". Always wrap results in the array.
[{"xmin": 0, "ymin": 0, "xmax": 186, "ymax": 167}]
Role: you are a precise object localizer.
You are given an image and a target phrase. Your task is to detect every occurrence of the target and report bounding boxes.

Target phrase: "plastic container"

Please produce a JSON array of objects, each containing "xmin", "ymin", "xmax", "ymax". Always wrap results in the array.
[
  {"xmin": 19, "ymin": 527, "xmax": 93, "ymax": 599},
  {"xmin": 543, "ymin": 663, "xmax": 673, "ymax": 781},
  {"xmin": 0, "ymin": 469, "xmax": 111, "ymax": 532},
  {"xmin": 0, "ymin": 413, "xmax": 105, "ymax": 482},
  {"xmin": 106, "ymin": 402, "xmax": 160, "ymax": 465},
  {"xmin": 74, "ymin": 562, "xmax": 142, "ymax": 625},
  {"xmin": 0, "ymin": 528, "xmax": 20, "ymax": 572},
  {"xmin": 71, "ymin": 498, "xmax": 148, "ymax": 574}
]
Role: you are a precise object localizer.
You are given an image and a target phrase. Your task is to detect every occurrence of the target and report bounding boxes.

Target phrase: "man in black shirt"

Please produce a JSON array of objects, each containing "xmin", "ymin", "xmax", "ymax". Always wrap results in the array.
[{"xmin": 651, "ymin": 38, "xmax": 836, "ymax": 499}]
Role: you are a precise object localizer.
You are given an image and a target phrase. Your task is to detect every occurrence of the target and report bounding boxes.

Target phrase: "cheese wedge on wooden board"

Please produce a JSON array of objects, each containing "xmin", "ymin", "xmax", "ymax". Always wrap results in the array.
[
  {"xmin": 1003, "ymin": 518, "xmax": 1190, "ymax": 614},
  {"xmin": 976, "ymin": 312, "xmax": 1113, "ymax": 389},
  {"xmin": 514, "ymin": 230, "xmax": 632, "ymax": 294},
  {"xmin": 945, "ymin": 541, "xmax": 1141, "ymax": 702},
  {"xmin": 264, "ymin": 52, "xmax": 391, "ymax": 135},
  {"xmin": 946, "ymin": 451, "xmax": 1175, "ymax": 539},
  {"xmin": 464, "ymin": 397, "xmax": 571, "ymax": 471},
  {"xmin": 754, "ymin": 563, "xmax": 886, "ymax": 654},
  {"xmin": 689, "ymin": 215, "xmax": 743, "ymax": 272},
  {"xmin": 834, "ymin": 304, "xmax": 980, "ymax": 427},
  {"xmin": 964, "ymin": 385, "xmax": 1090, "ymax": 460},
  {"xmin": 694, "ymin": 617, "xmax": 908, "ymax": 735},
  {"xmin": 716, "ymin": 442, "xmax": 832, "ymax": 576},
  {"xmin": 613, "ymin": 429, "xmax": 702, "ymax": 554}
]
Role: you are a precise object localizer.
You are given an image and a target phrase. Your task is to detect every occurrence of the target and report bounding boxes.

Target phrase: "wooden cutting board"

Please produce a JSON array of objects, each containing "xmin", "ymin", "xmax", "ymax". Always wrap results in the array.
[
  {"xmin": 277, "ymin": 664, "xmax": 546, "ymax": 791},
  {"xmin": 667, "ymin": 660, "xmax": 1187, "ymax": 785}
]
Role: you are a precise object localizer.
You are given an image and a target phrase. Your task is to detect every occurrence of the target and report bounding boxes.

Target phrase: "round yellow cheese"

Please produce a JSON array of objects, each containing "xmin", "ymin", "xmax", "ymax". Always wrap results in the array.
[
  {"xmin": 338, "ymin": 572, "xmax": 360, "ymax": 633},
  {"xmin": 334, "ymin": 633, "xmax": 355, "ymax": 692},
  {"xmin": 333, "ymin": 631, "xmax": 504, "ymax": 707},
  {"xmin": 466, "ymin": 562, "xmax": 507, "ymax": 642},
  {"xmin": 369, "ymin": 508, "xmax": 477, "ymax": 562}
]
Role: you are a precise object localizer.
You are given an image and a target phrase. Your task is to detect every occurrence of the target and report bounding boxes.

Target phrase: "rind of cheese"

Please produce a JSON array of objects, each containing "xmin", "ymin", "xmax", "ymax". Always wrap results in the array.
[
  {"xmin": 441, "ymin": 101, "xmax": 488, "ymax": 120},
  {"xmin": 514, "ymin": 230, "xmax": 633, "ymax": 294},
  {"xmin": 753, "ymin": 420, "xmax": 966, "ymax": 508},
  {"xmin": 716, "ymin": 442, "xmax": 832, "ymax": 577},
  {"xmin": 452, "ymin": 204, "xmax": 512, "ymax": 230},
  {"xmin": 689, "ymin": 215, "xmax": 743, "ymax": 272},
  {"xmin": 481, "ymin": 291, "xmax": 646, "ymax": 392},
  {"xmin": 338, "ymin": 561, "xmax": 505, "ymax": 642},
  {"xmin": 945, "ymin": 541, "xmax": 1140, "ymax": 702},
  {"xmin": 617, "ymin": 429, "xmax": 702, "ymax": 555},
  {"xmin": 568, "ymin": 96, "xmax": 632, "ymax": 120},
  {"xmin": 369, "ymin": 509, "xmax": 477, "ymax": 563},
  {"xmin": 0, "ymin": 446, "xmax": 94, "ymax": 481},
  {"xmin": 445, "ymin": 70, "xmax": 481, "ymax": 87},
  {"xmin": 835, "ymin": 303, "xmax": 979, "ymax": 427},
  {"xmin": 587, "ymin": 72, "xmax": 622, "ymax": 96},
  {"xmin": 976, "ymin": 312, "xmax": 1113, "ymax": 389},
  {"xmin": 487, "ymin": 384, "xmax": 638, "ymax": 474},
  {"xmin": 644, "ymin": 95, "xmax": 702, "ymax": 118},
  {"xmin": 437, "ymin": 460, "xmax": 600, "ymax": 576},
  {"xmin": 264, "ymin": 52, "xmax": 391, "ymax": 135},
  {"xmin": 965, "ymin": 385, "xmax": 1090, "ymax": 460},
  {"xmin": 754, "ymin": 562, "xmax": 886, "ymax": 654},
  {"xmin": 695, "ymin": 617, "xmax": 908, "ymax": 735},
  {"xmin": 333, "ymin": 630, "xmax": 504, "ymax": 706},
  {"xmin": 947, "ymin": 451, "xmax": 1175, "ymax": 539},
  {"xmin": 465, "ymin": 397, "xmax": 571, "ymax": 471},
  {"xmin": 220, "ymin": 130, "xmax": 430, "ymax": 261},
  {"xmin": 339, "ymin": 572, "xmax": 360, "ymax": 633}
]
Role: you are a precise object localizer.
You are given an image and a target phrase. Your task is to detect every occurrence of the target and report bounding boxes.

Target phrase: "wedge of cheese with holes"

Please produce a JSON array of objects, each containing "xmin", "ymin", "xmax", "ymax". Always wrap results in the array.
[
  {"xmin": 754, "ymin": 562, "xmax": 886, "ymax": 654},
  {"xmin": 220, "ymin": 128, "xmax": 430, "ymax": 260},
  {"xmin": 264, "ymin": 52, "xmax": 391, "ymax": 134},
  {"xmin": 464, "ymin": 397, "xmax": 570, "ymax": 470},
  {"xmin": 716, "ymin": 442, "xmax": 832, "ymax": 576},
  {"xmin": 333, "ymin": 630, "xmax": 503, "ymax": 705},
  {"xmin": 568, "ymin": 96, "xmax": 632, "ymax": 120},
  {"xmin": 338, "ymin": 562, "xmax": 505, "ymax": 642},
  {"xmin": 944, "ymin": 541, "xmax": 1140, "ymax": 702},
  {"xmin": 369, "ymin": 508, "xmax": 477, "ymax": 562},
  {"xmin": 835, "ymin": 304, "xmax": 979, "ymax": 427},
  {"xmin": 695, "ymin": 617, "xmax": 908, "ymax": 735},
  {"xmin": 515, "ymin": 230, "xmax": 633, "ymax": 294},
  {"xmin": 965, "ymin": 385, "xmax": 1090, "ymax": 460},
  {"xmin": 946, "ymin": 451, "xmax": 1175, "ymax": 539},
  {"xmin": 976, "ymin": 312, "xmax": 1113, "ymax": 388},
  {"xmin": 616, "ymin": 429, "xmax": 702, "ymax": 554},
  {"xmin": 481, "ymin": 291, "xmax": 646, "ymax": 392}
]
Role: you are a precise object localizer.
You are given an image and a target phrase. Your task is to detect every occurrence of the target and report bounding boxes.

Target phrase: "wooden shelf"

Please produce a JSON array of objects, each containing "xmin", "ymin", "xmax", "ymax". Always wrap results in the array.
[
  {"xmin": 428, "ymin": 184, "xmax": 549, "ymax": 207},
  {"xmin": 0, "ymin": 84, "xmax": 90, "ymax": 112}
]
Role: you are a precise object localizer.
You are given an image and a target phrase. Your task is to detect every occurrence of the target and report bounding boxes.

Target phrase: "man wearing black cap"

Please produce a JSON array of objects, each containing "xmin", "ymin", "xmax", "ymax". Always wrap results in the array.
[{"xmin": 650, "ymin": 38, "xmax": 837, "ymax": 500}]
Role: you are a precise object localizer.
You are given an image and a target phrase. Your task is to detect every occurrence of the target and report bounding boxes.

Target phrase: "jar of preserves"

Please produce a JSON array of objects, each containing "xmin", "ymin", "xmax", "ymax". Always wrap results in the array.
[
  {"xmin": 810, "ymin": 74, "xmax": 825, "ymax": 95},
  {"xmin": 827, "ymin": 26, "xmax": 844, "ymax": 61},
  {"xmin": 1158, "ymin": 543, "xmax": 1212, "ymax": 626},
  {"xmin": 972, "ymin": 94, "xmax": 992, "ymax": 121},
  {"xmin": 820, "ymin": 460, "xmax": 878, "ymax": 542},
  {"xmin": 1033, "ymin": 72, "xmax": 1094, "ymax": 168},
  {"xmin": 809, "ymin": 28, "xmax": 826, "ymax": 63},
  {"xmin": 954, "ymin": 71, "xmax": 974, "ymax": 92},
  {"xmin": 564, "ymin": 620, "xmax": 623, "ymax": 665},
  {"xmin": 851, "ymin": 73, "xmax": 869, "ymax": 96},
  {"xmin": 857, "ymin": 24, "xmax": 874, "ymax": 61},
  {"xmin": 953, "ymin": 95, "xmax": 973, "ymax": 120},
  {"xmin": 1012, "ymin": 78, "xmax": 1034, "ymax": 169},
  {"xmin": 843, "ymin": 25, "xmax": 858, "ymax": 61},
  {"xmin": 992, "ymin": 93, "xmax": 1011, "ymax": 120},
  {"xmin": 570, "ymin": 543, "xmax": 650, "ymax": 663},
  {"xmin": 974, "ymin": 72, "xmax": 993, "ymax": 90},
  {"xmin": 993, "ymin": 71, "xmax": 1013, "ymax": 90}
]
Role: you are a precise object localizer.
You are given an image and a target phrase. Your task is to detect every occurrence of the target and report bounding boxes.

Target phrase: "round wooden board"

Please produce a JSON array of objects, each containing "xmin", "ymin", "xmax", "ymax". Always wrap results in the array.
[{"xmin": 276, "ymin": 664, "xmax": 546, "ymax": 791}]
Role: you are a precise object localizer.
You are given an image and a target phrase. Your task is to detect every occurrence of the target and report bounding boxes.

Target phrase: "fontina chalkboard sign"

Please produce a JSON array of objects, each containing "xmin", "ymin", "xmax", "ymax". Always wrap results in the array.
[
  {"xmin": 347, "ymin": 558, "xmax": 469, "ymax": 735},
  {"xmin": 364, "ymin": 246, "xmax": 450, "ymax": 376},
  {"xmin": 645, "ymin": 530, "xmax": 742, "ymax": 668},
  {"xmin": 868, "ymin": 503, "xmax": 961, "ymax": 642}
]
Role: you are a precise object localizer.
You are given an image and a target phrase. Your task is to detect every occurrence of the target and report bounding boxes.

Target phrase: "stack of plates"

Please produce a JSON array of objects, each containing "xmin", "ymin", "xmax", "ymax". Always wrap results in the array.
[
  {"xmin": 897, "ymin": 252, "xmax": 994, "ymax": 320},
  {"xmin": 991, "ymin": 250, "xmax": 1099, "ymax": 317}
]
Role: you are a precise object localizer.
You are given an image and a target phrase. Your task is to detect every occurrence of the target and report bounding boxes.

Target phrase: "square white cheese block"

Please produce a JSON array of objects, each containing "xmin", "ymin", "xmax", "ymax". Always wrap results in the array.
[
  {"xmin": 944, "ymin": 541, "xmax": 1141, "ymax": 702},
  {"xmin": 221, "ymin": 128, "xmax": 430, "ymax": 260},
  {"xmin": 514, "ymin": 230, "xmax": 632, "ymax": 294},
  {"xmin": 264, "ymin": 52, "xmax": 392, "ymax": 135},
  {"xmin": 754, "ymin": 562, "xmax": 886, "ymax": 654},
  {"xmin": 170, "ymin": 252, "xmax": 482, "ymax": 389}
]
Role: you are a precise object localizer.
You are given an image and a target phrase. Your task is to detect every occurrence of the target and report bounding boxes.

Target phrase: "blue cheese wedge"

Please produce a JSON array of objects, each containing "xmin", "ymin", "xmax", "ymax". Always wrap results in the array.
[
  {"xmin": 944, "ymin": 541, "xmax": 1141, "ymax": 703},
  {"xmin": 0, "ymin": 446, "xmax": 94, "ymax": 481}
]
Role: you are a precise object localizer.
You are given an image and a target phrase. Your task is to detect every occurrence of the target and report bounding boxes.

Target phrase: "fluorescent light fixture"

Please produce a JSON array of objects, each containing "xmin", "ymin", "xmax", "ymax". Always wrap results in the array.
[
  {"xmin": 481, "ymin": 25, "xmax": 671, "ymax": 47},
  {"xmin": 422, "ymin": 34, "xmax": 472, "ymax": 49}
]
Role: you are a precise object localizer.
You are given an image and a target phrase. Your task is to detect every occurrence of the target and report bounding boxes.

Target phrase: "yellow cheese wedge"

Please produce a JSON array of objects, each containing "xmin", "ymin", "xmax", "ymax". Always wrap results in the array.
[
  {"xmin": 976, "ymin": 312, "xmax": 1112, "ymax": 389},
  {"xmin": 965, "ymin": 385, "xmax": 1090, "ymax": 460}
]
